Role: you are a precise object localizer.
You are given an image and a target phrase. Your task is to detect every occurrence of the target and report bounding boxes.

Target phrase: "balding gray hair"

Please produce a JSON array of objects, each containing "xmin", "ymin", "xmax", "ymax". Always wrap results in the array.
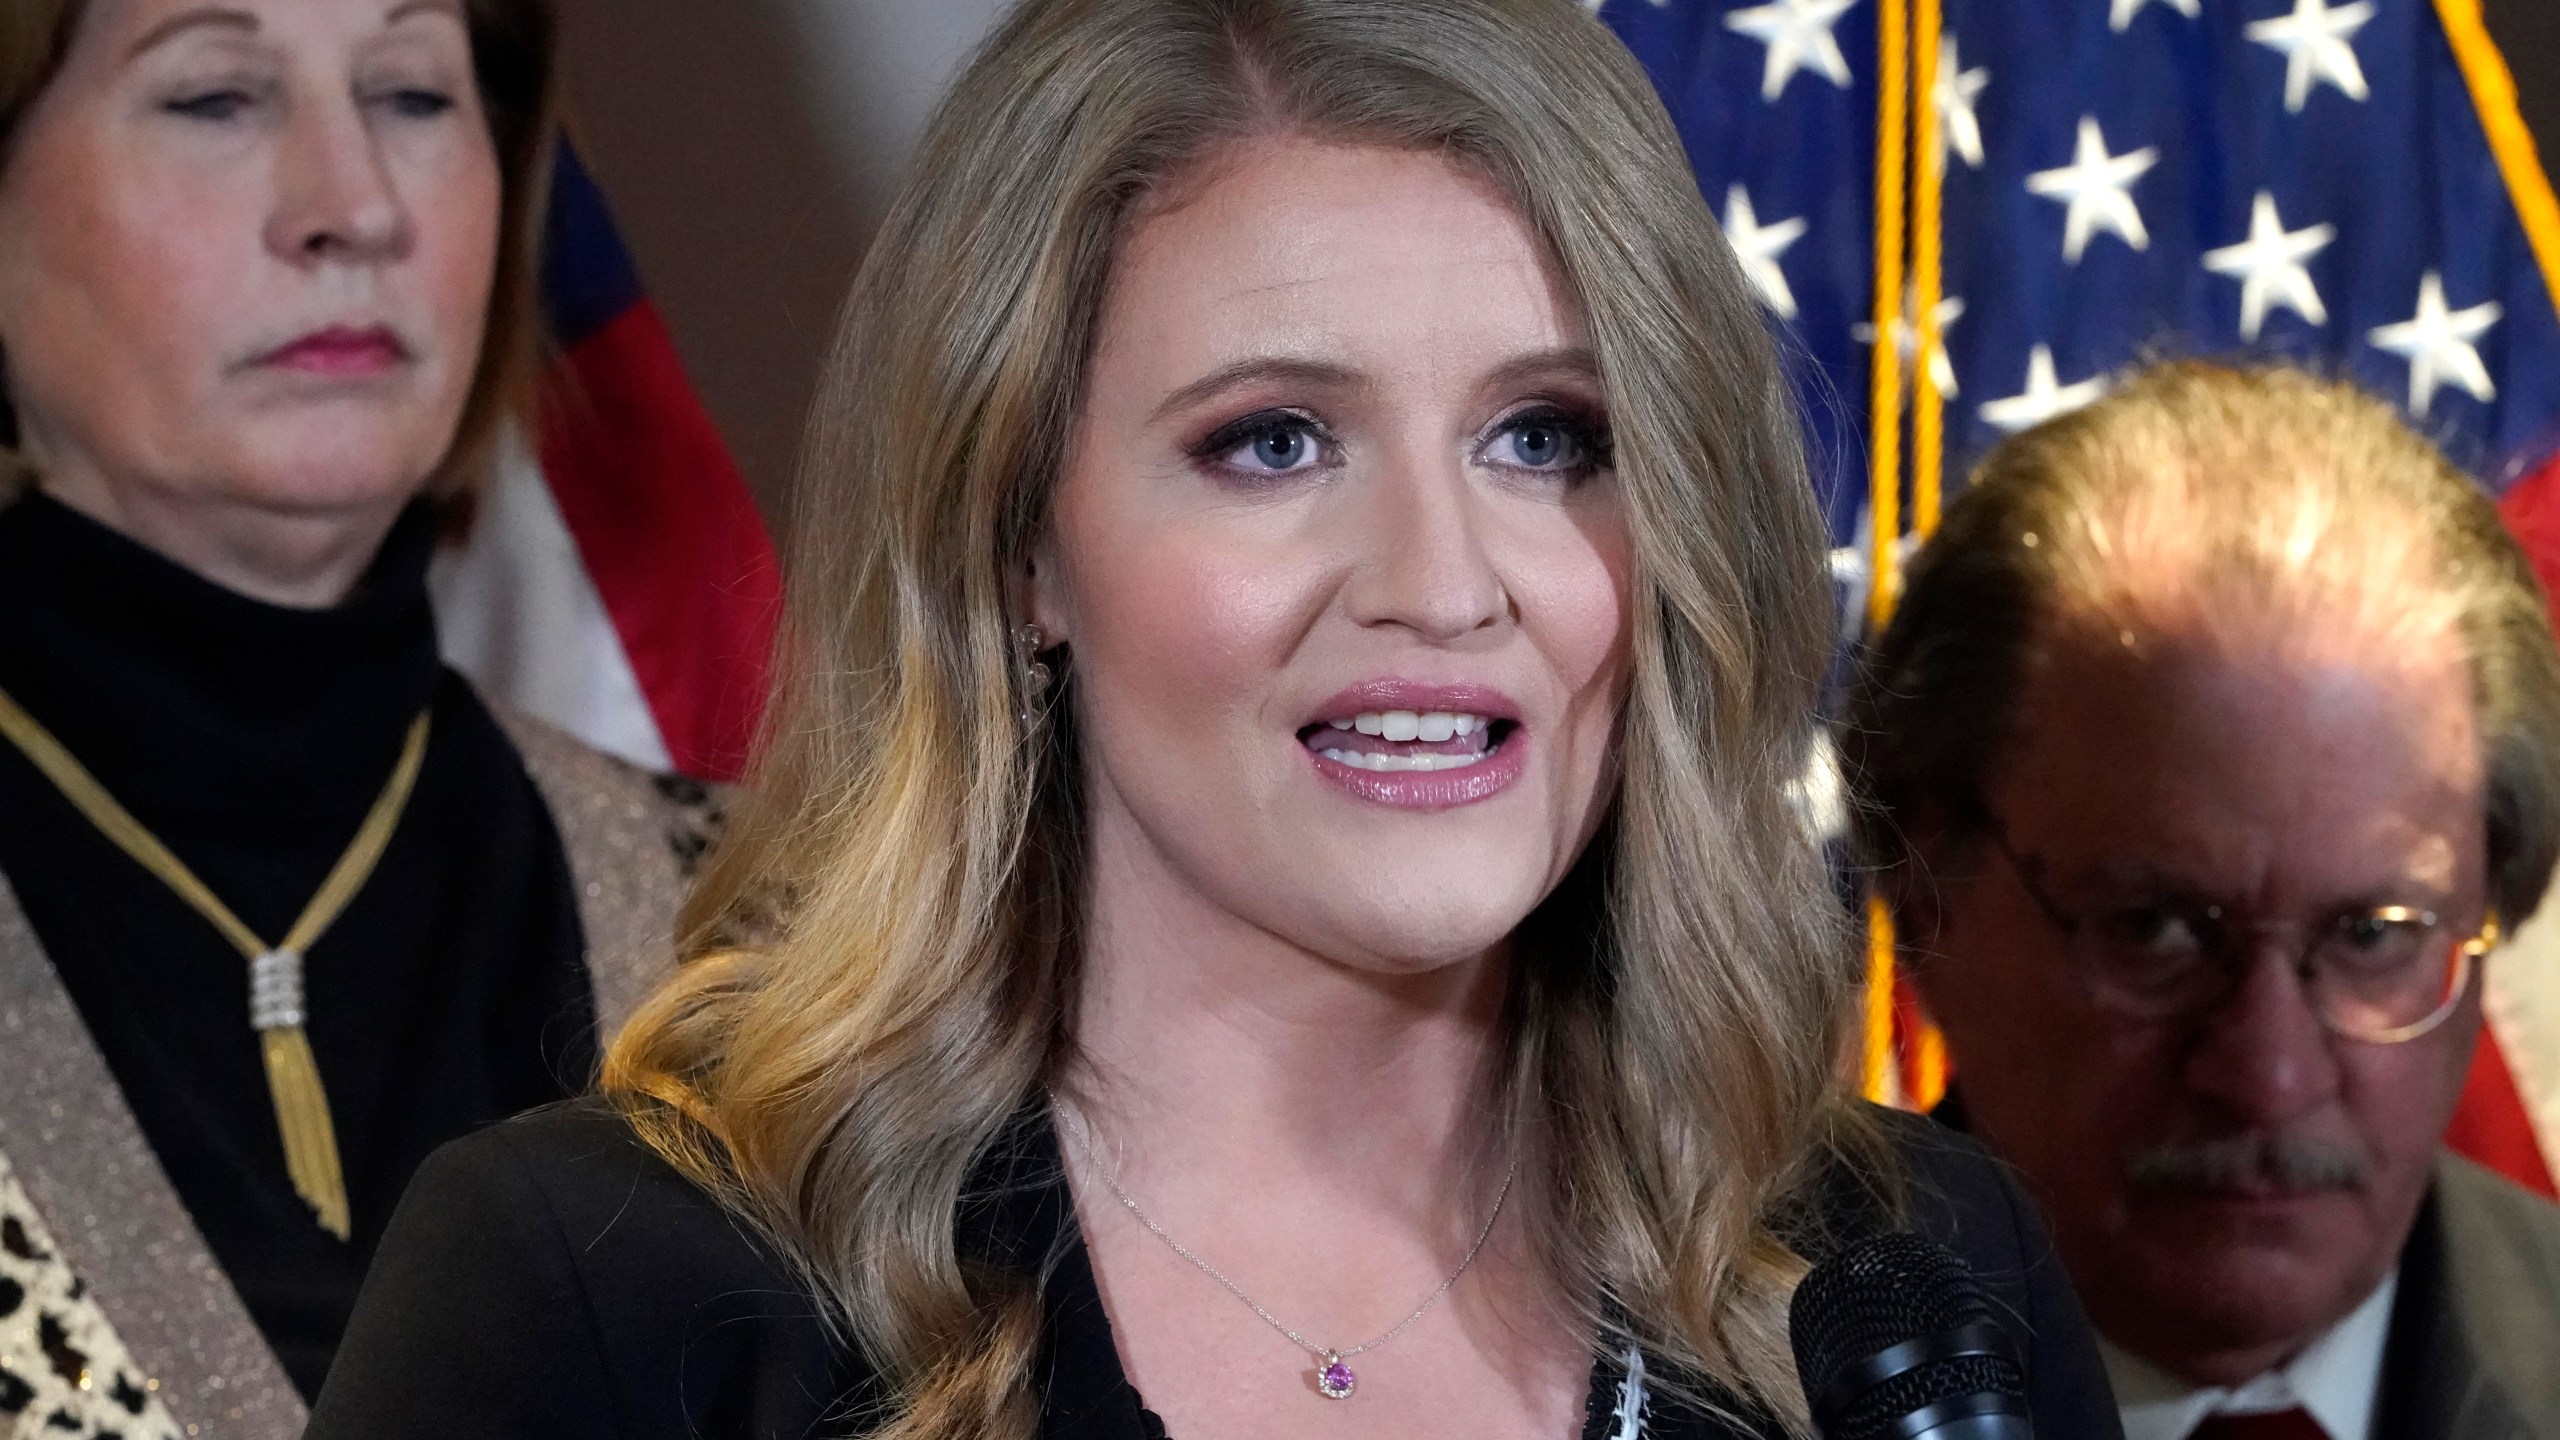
[{"xmin": 1845, "ymin": 360, "xmax": 2560, "ymax": 929}]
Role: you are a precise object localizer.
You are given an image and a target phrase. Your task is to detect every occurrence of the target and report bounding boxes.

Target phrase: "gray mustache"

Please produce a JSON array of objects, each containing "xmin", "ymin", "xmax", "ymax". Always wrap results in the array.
[{"xmin": 2124, "ymin": 1131, "xmax": 2373, "ymax": 1194}]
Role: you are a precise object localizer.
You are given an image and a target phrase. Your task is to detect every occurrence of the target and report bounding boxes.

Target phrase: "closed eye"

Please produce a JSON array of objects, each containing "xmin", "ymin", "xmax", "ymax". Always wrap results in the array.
[
  {"xmin": 164, "ymin": 88, "xmax": 258, "ymax": 121},
  {"xmin": 372, "ymin": 87, "xmax": 459, "ymax": 119}
]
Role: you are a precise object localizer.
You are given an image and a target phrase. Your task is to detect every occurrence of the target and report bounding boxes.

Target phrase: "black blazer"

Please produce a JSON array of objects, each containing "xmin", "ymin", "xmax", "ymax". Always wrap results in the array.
[{"xmin": 306, "ymin": 1100, "xmax": 2122, "ymax": 1440}]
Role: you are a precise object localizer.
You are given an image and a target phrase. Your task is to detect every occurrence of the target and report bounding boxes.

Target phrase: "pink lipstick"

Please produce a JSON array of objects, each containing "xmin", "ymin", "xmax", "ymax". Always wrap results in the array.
[
  {"xmin": 1298, "ymin": 680, "xmax": 1526, "ymax": 811},
  {"xmin": 259, "ymin": 325, "xmax": 409, "ymax": 378}
]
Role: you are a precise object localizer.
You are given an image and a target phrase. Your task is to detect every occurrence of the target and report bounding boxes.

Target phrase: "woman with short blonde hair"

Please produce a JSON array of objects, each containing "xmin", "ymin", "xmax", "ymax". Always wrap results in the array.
[{"xmin": 311, "ymin": 2, "xmax": 2116, "ymax": 1436}]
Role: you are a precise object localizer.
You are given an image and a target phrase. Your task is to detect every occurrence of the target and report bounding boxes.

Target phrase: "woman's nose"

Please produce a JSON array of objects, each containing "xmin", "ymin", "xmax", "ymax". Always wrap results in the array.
[
  {"xmin": 265, "ymin": 101, "xmax": 412, "ymax": 265},
  {"xmin": 1340, "ymin": 450, "xmax": 1511, "ymax": 643}
]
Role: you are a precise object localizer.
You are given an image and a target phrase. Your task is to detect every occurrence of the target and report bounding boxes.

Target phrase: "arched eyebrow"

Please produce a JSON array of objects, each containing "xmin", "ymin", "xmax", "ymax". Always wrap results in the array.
[
  {"xmin": 383, "ymin": 0, "xmax": 470, "ymax": 29},
  {"xmin": 1150, "ymin": 358, "xmax": 1361, "ymax": 424},
  {"xmin": 127, "ymin": 0, "xmax": 467, "ymax": 59},
  {"xmin": 127, "ymin": 6, "xmax": 257, "ymax": 58},
  {"xmin": 1480, "ymin": 348, "xmax": 1601, "ymax": 393},
  {"xmin": 1147, "ymin": 347, "xmax": 1601, "ymax": 426}
]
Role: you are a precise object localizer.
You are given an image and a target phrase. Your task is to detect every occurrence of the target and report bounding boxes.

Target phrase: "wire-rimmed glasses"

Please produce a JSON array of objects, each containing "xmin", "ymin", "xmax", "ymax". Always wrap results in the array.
[{"xmin": 1979, "ymin": 819, "xmax": 2499, "ymax": 1045}]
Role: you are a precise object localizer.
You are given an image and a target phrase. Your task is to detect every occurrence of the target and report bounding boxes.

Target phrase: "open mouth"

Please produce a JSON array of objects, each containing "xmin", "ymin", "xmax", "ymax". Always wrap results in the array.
[{"xmin": 1297, "ymin": 709, "xmax": 1519, "ymax": 772}]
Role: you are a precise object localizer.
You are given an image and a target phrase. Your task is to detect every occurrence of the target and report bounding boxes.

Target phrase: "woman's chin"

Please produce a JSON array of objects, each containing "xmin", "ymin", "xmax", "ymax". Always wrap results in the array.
[
  {"xmin": 1259, "ymin": 867, "xmax": 1551, "ymax": 978},
  {"xmin": 191, "ymin": 398, "xmax": 462, "ymax": 506},
  {"xmin": 210, "ymin": 441, "xmax": 448, "ymax": 515}
]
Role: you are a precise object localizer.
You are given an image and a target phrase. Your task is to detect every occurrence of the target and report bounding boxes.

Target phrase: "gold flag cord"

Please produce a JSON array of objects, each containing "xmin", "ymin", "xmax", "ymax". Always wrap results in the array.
[
  {"xmin": 1864, "ymin": 0, "xmax": 1911, "ymax": 643},
  {"xmin": 1860, "ymin": 0, "xmax": 1954, "ymax": 1109},
  {"xmin": 1901, "ymin": 0, "xmax": 1951, "ymax": 1113},
  {"xmin": 0, "ymin": 683, "xmax": 429, "ymax": 1240},
  {"xmin": 1860, "ymin": 0, "xmax": 1912, "ymax": 1105}
]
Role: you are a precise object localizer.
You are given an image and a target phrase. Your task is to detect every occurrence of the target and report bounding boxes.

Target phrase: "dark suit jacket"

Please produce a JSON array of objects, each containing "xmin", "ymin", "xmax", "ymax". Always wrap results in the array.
[
  {"xmin": 2373, "ymin": 1153, "xmax": 2560, "ymax": 1440},
  {"xmin": 1936, "ymin": 1088, "xmax": 2560, "ymax": 1440},
  {"xmin": 302, "ymin": 1099, "xmax": 2120, "ymax": 1440}
]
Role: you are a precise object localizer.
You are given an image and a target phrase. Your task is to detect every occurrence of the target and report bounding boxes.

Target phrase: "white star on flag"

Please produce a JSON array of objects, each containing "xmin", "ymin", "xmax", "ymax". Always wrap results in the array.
[
  {"xmin": 1724, "ymin": 0, "xmax": 1859, "ymax": 103},
  {"xmin": 2025, "ymin": 117, "xmax": 2159, "ymax": 263},
  {"xmin": 1934, "ymin": 35, "xmax": 1989, "ymax": 173},
  {"xmin": 2368, "ymin": 271, "xmax": 2503, "ymax": 415},
  {"xmin": 1981, "ymin": 345, "xmax": 2107, "ymax": 434},
  {"xmin": 2111, "ymin": 0, "xmax": 2200, "ymax": 32},
  {"xmin": 2203, "ymin": 191, "xmax": 2336, "ymax": 340},
  {"xmin": 2245, "ymin": 0, "xmax": 2376, "ymax": 114},
  {"xmin": 1722, "ymin": 184, "xmax": 1809, "ymax": 318},
  {"xmin": 1854, "ymin": 284, "xmax": 1966, "ymax": 398}
]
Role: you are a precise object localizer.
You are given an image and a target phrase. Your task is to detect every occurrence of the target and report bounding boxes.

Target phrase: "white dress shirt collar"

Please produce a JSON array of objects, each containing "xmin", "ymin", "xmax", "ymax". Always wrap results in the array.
[{"xmin": 2100, "ymin": 1270, "xmax": 2399, "ymax": 1440}]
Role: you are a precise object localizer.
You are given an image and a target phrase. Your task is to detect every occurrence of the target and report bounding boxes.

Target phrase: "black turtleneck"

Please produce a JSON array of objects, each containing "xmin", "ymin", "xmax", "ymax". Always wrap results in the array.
[{"xmin": 0, "ymin": 489, "xmax": 596, "ymax": 1399}]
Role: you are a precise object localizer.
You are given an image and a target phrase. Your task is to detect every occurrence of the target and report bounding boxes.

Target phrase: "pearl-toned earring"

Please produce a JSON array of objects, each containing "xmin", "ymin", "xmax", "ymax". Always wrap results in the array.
[{"xmin": 1015, "ymin": 623, "xmax": 1053, "ymax": 729}]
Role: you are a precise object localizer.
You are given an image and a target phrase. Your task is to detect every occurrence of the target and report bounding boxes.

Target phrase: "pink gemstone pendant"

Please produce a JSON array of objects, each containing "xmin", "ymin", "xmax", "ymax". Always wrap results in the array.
[{"xmin": 1316, "ymin": 1353, "xmax": 1356, "ymax": 1400}]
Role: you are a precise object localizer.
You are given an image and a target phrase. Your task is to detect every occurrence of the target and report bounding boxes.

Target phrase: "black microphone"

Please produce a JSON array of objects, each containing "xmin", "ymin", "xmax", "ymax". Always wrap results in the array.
[{"xmin": 1788, "ymin": 1231, "xmax": 2034, "ymax": 1440}]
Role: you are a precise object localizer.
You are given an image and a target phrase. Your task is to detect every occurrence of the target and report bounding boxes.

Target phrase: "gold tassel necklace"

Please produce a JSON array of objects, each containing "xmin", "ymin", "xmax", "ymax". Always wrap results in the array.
[{"xmin": 0, "ymin": 683, "xmax": 429, "ymax": 1241}]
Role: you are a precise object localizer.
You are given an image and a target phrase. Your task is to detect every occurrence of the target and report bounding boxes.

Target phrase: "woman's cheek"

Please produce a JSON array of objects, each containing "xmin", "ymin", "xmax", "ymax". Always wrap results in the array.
[
  {"xmin": 1079, "ymin": 520, "xmax": 1317, "ymax": 712},
  {"xmin": 1513, "ymin": 511, "xmax": 1634, "ymax": 700},
  {"xmin": 421, "ymin": 155, "xmax": 504, "ymax": 342}
]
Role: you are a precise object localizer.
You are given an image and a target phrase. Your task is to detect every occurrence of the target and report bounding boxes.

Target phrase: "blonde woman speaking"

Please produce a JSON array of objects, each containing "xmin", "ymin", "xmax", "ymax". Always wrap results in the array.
[{"xmin": 312, "ymin": 2, "xmax": 2119, "ymax": 1437}]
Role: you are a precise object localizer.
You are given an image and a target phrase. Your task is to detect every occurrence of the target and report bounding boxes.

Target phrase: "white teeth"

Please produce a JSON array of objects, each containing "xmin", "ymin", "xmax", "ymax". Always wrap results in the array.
[
  {"xmin": 1319, "ymin": 748, "xmax": 1492, "ymax": 773},
  {"xmin": 1333, "ymin": 710, "xmax": 1492, "ymax": 738}
]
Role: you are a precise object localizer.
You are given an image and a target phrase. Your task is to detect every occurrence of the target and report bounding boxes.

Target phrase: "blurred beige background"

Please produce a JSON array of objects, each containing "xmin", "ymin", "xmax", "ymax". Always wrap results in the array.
[{"xmin": 556, "ymin": 0, "xmax": 2560, "ymax": 531}]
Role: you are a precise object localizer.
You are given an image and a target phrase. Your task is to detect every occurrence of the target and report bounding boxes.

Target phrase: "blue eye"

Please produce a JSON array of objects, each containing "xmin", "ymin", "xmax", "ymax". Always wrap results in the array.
[
  {"xmin": 1245, "ymin": 425, "xmax": 1309, "ymax": 470},
  {"xmin": 1197, "ymin": 411, "xmax": 1333, "ymax": 478},
  {"xmin": 1484, "ymin": 407, "xmax": 1610, "ymax": 476}
]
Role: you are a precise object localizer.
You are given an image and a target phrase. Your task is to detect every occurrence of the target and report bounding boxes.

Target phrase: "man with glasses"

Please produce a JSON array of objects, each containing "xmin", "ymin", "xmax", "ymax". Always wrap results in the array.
[{"xmin": 1847, "ymin": 362, "xmax": 2560, "ymax": 1440}]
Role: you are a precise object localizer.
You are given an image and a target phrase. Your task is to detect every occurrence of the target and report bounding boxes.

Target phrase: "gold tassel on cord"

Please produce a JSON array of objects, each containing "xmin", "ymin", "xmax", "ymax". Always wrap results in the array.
[
  {"xmin": 260, "ymin": 1025, "xmax": 351, "ymax": 1240},
  {"xmin": 0, "ymin": 688, "xmax": 426, "ymax": 1243}
]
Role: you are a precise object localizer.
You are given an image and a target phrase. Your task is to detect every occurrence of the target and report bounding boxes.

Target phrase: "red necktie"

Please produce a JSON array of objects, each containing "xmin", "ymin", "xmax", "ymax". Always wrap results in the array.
[{"xmin": 2189, "ymin": 1410, "xmax": 2330, "ymax": 1440}]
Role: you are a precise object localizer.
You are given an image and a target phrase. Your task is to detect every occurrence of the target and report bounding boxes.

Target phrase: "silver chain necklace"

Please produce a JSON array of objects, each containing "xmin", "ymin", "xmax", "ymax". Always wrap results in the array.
[{"xmin": 1055, "ymin": 1102, "xmax": 1518, "ymax": 1402}]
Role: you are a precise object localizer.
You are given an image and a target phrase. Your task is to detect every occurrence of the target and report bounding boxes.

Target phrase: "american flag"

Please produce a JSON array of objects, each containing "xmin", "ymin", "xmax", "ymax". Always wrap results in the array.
[
  {"xmin": 1597, "ymin": 0, "xmax": 2560, "ymax": 1194},
  {"xmin": 429, "ymin": 144, "xmax": 780, "ymax": 785}
]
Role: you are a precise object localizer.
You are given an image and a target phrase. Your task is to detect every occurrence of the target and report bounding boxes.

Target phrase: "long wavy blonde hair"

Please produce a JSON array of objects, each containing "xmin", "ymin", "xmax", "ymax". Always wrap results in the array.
[{"xmin": 606, "ymin": 0, "xmax": 1867, "ymax": 1432}]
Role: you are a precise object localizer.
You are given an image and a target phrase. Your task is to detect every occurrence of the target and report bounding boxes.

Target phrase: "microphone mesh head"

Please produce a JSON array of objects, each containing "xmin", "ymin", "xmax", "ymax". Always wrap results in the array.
[{"xmin": 1789, "ymin": 1231, "xmax": 2028, "ymax": 1440}]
